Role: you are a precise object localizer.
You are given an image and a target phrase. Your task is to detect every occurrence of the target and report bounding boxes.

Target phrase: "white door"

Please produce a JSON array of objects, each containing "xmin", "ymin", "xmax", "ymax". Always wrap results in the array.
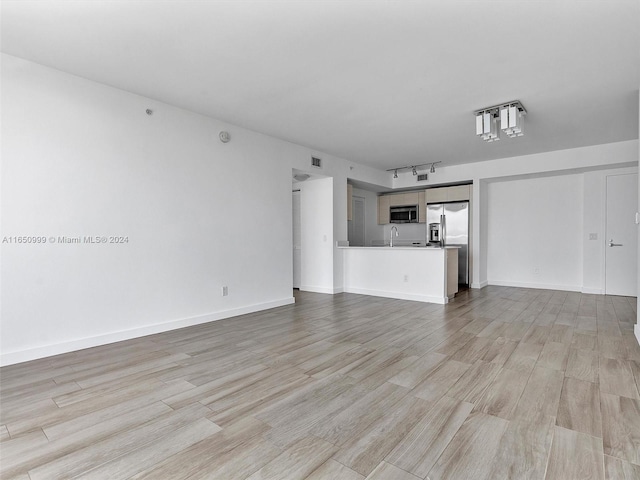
[
  {"xmin": 605, "ymin": 173, "xmax": 638, "ymax": 296},
  {"xmin": 292, "ymin": 191, "xmax": 301, "ymax": 288}
]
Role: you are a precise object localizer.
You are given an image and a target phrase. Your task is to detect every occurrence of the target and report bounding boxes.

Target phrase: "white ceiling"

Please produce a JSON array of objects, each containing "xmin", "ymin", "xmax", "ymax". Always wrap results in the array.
[{"xmin": 2, "ymin": 0, "xmax": 638, "ymax": 170}]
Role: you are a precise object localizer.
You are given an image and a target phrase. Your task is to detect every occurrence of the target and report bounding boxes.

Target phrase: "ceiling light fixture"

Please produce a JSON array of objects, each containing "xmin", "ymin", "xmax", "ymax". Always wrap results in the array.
[
  {"xmin": 500, "ymin": 102, "xmax": 525, "ymax": 137},
  {"xmin": 475, "ymin": 100, "xmax": 526, "ymax": 142},
  {"xmin": 386, "ymin": 163, "xmax": 439, "ymax": 178}
]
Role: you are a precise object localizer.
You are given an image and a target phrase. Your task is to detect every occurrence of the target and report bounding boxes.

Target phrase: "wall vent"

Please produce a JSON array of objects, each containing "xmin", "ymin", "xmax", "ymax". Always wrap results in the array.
[
  {"xmin": 311, "ymin": 156, "xmax": 322, "ymax": 168},
  {"xmin": 417, "ymin": 173, "xmax": 429, "ymax": 182}
]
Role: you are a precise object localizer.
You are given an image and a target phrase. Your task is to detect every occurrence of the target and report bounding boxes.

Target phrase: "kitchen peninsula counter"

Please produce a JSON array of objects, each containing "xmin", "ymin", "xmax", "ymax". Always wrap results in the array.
[{"xmin": 340, "ymin": 246, "xmax": 458, "ymax": 304}]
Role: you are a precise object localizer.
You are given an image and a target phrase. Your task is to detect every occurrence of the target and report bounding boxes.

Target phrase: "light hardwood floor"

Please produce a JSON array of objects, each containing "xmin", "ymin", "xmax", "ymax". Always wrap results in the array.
[{"xmin": 1, "ymin": 286, "xmax": 639, "ymax": 479}]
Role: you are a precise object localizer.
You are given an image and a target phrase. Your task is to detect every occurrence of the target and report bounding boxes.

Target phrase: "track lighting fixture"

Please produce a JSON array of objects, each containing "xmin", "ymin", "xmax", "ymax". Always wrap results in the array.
[
  {"xmin": 475, "ymin": 100, "xmax": 526, "ymax": 142},
  {"xmin": 386, "ymin": 162, "xmax": 441, "ymax": 179}
]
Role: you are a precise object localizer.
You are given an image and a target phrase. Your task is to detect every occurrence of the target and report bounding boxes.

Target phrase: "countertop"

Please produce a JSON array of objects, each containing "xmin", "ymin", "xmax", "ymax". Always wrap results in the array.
[{"xmin": 339, "ymin": 245, "xmax": 460, "ymax": 250}]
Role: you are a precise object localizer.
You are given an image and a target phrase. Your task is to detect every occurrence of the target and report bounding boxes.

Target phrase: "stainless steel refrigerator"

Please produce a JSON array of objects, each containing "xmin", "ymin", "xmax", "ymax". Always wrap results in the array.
[{"xmin": 427, "ymin": 202, "xmax": 469, "ymax": 285}]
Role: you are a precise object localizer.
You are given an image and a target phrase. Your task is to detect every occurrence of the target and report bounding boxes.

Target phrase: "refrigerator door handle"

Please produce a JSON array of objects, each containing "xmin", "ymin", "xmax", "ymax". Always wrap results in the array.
[{"xmin": 440, "ymin": 214, "xmax": 446, "ymax": 247}]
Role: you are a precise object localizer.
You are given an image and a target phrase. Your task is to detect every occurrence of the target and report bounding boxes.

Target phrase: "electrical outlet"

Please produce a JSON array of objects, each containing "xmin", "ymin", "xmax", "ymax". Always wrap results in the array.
[
  {"xmin": 404, "ymin": 275, "xmax": 409, "ymax": 282},
  {"xmin": 589, "ymin": 233, "xmax": 598, "ymax": 240},
  {"xmin": 221, "ymin": 286, "xmax": 228, "ymax": 296},
  {"xmin": 533, "ymin": 267, "xmax": 540, "ymax": 275}
]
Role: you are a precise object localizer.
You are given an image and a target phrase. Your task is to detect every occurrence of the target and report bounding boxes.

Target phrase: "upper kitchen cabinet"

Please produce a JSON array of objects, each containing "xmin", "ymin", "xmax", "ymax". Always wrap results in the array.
[
  {"xmin": 377, "ymin": 191, "xmax": 424, "ymax": 224},
  {"xmin": 388, "ymin": 191, "xmax": 421, "ymax": 207},
  {"xmin": 418, "ymin": 190, "xmax": 426, "ymax": 223},
  {"xmin": 388, "ymin": 193, "xmax": 407, "ymax": 206},
  {"xmin": 347, "ymin": 184, "xmax": 353, "ymax": 221},
  {"xmin": 446, "ymin": 184, "xmax": 471, "ymax": 202},
  {"xmin": 426, "ymin": 187, "xmax": 448, "ymax": 203},
  {"xmin": 377, "ymin": 195, "xmax": 390, "ymax": 224},
  {"xmin": 426, "ymin": 184, "xmax": 471, "ymax": 203}
]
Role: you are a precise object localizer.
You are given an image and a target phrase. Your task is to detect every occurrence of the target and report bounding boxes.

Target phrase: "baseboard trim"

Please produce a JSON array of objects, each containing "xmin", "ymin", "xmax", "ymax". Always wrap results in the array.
[
  {"xmin": 488, "ymin": 280, "xmax": 582, "ymax": 292},
  {"xmin": 343, "ymin": 287, "xmax": 448, "ymax": 304},
  {"xmin": 300, "ymin": 285, "xmax": 342, "ymax": 294},
  {"xmin": 470, "ymin": 281, "xmax": 489, "ymax": 289},
  {"xmin": 0, "ymin": 297, "xmax": 295, "ymax": 367},
  {"xmin": 581, "ymin": 287, "xmax": 604, "ymax": 295},
  {"xmin": 635, "ymin": 324, "xmax": 640, "ymax": 345}
]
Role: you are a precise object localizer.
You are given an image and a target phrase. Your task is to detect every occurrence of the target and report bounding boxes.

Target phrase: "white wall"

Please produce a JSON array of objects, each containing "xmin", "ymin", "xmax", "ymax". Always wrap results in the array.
[
  {"xmin": 299, "ymin": 177, "xmax": 335, "ymax": 293},
  {"xmin": 1, "ymin": 54, "xmax": 390, "ymax": 365},
  {"xmin": 637, "ymin": 89, "xmax": 640, "ymax": 344},
  {"xmin": 486, "ymin": 174, "xmax": 584, "ymax": 291},
  {"xmin": 0, "ymin": 55, "xmax": 297, "ymax": 364}
]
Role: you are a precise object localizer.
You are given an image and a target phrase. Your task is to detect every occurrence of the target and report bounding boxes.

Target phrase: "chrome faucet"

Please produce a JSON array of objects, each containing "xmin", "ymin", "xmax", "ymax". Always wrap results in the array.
[{"xmin": 390, "ymin": 225, "xmax": 399, "ymax": 247}]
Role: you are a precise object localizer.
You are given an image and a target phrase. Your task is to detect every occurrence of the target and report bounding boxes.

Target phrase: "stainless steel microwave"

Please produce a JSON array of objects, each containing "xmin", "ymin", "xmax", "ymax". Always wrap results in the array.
[{"xmin": 390, "ymin": 205, "xmax": 418, "ymax": 223}]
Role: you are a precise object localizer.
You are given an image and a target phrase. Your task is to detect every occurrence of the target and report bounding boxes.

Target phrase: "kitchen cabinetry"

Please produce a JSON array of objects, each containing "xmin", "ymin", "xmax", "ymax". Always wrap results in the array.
[
  {"xmin": 377, "ymin": 195, "xmax": 390, "ymax": 224},
  {"xmin": 378, "ymin": 192, "xmax": 421, "ymax": 224},
  {"xmin": 445, "ymin": 184, "xmax": 471, "ymax": 202},
  {"xmin": 377, "ymin": 184, "xmax": 471, "ymax": 224},
  {"xmin": 426, "ymin": 187, "xmax": 448, "ymax": 204},
  {"xmin": 418, "ymin": 191, "xmax": 426, "ymax": 223},
  {"xmin": 426, "ymin": 184, "xmax": 471, "ymax": 203},
  {"xmin": 347, "ymin": 184, "xmax": 353, "ymax": 221}
]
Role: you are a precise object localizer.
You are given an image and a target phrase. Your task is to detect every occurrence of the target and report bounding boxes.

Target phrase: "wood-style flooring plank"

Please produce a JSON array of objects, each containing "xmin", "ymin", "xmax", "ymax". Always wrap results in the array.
[
  {"xmin": 245, "ymin": 435, "xmax": 338, "ymax": 480},
  {"xmin": 472, "ymin": 367, "xmax": 529, "ymax": 420},
  {"xmin": 599, "ymin": 358, "xmax": 639, "ymax": 399},
  {"xmin": 600, "ymin": 392, "xmax": 640, "ymax": 465},
  {"xmin": 409, "ymin": 360, "xmax": 470, "ymax": 404},
  {"xmin": 599, "ymin": 336, "xmax": 628, "ymax": 360},
  {"xmin": 487, "ymin": 415, "xmax": 555, "ymax": 480},
  {"xmin": 332, "ymin": 395, "xmax": 433, "ymax": 477},
  {"xmin": 521, "ymin": 325, "xmax": 551, "ymax": 345},
  {"xmin": 306, "ymin": 459, "xmax": 364, "ymax": 480},
  {"xmin": 26, "ymin": 403, "xmax": 216, "ymax": 480},
  {"xmin": 445, "ymin": 360, "xmax": 502, "ymax": 404},
  {"xmin": 503, "ymin": 342, "xmax": 543, "ymax": 374},
  {"xmin": 365, "ymin": 461, "xmax": 421, "ymax": 480},
  {"xmin": 481, "ymin": 337, "xmax": 519, "ymax": 366},
  {"xmin": 571, "ymin": 330, "xmax": 598, "ymax": 350},
  {"xmin": 310, "ymin": 381, "xmax": 409, "ymax": 446},
  {"xmin": 544, "ymin": 426, "xmax": 604, "ymax": 480},
  {"xmin": 565, "ymin": 348, "xmax": 600, "ymax": 383},
  {"xmin": 129, "ymin": 416, "xmax": 272, "ymax": 480},
  {"xmin": 604, "ymin": 455, "xmax": 640, "ymax": 480},
  {"xmin": 60, "ymin": 418, "xmax": 221, "ymax": 480},
  {"xmin": 511, "ymin": 366, "xmax": 564, "ymax": 424},
  {"xmin": 536, "ymin": 341, "xmax": 570, "ymax": 371},
  {"xmin": 426, "ymin": 412, "xmax": 509, "ymax": 480},
  {"xmin": 385, "ymin": 395, "xmax": 474, "ymax": 478},
  {"xmin": 388, "ymin": 352, "xmax": 447, "ymax": 389},
  {"xmin": 556, "ymin": 377, "xmax": 602, "ymax": 438}
]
